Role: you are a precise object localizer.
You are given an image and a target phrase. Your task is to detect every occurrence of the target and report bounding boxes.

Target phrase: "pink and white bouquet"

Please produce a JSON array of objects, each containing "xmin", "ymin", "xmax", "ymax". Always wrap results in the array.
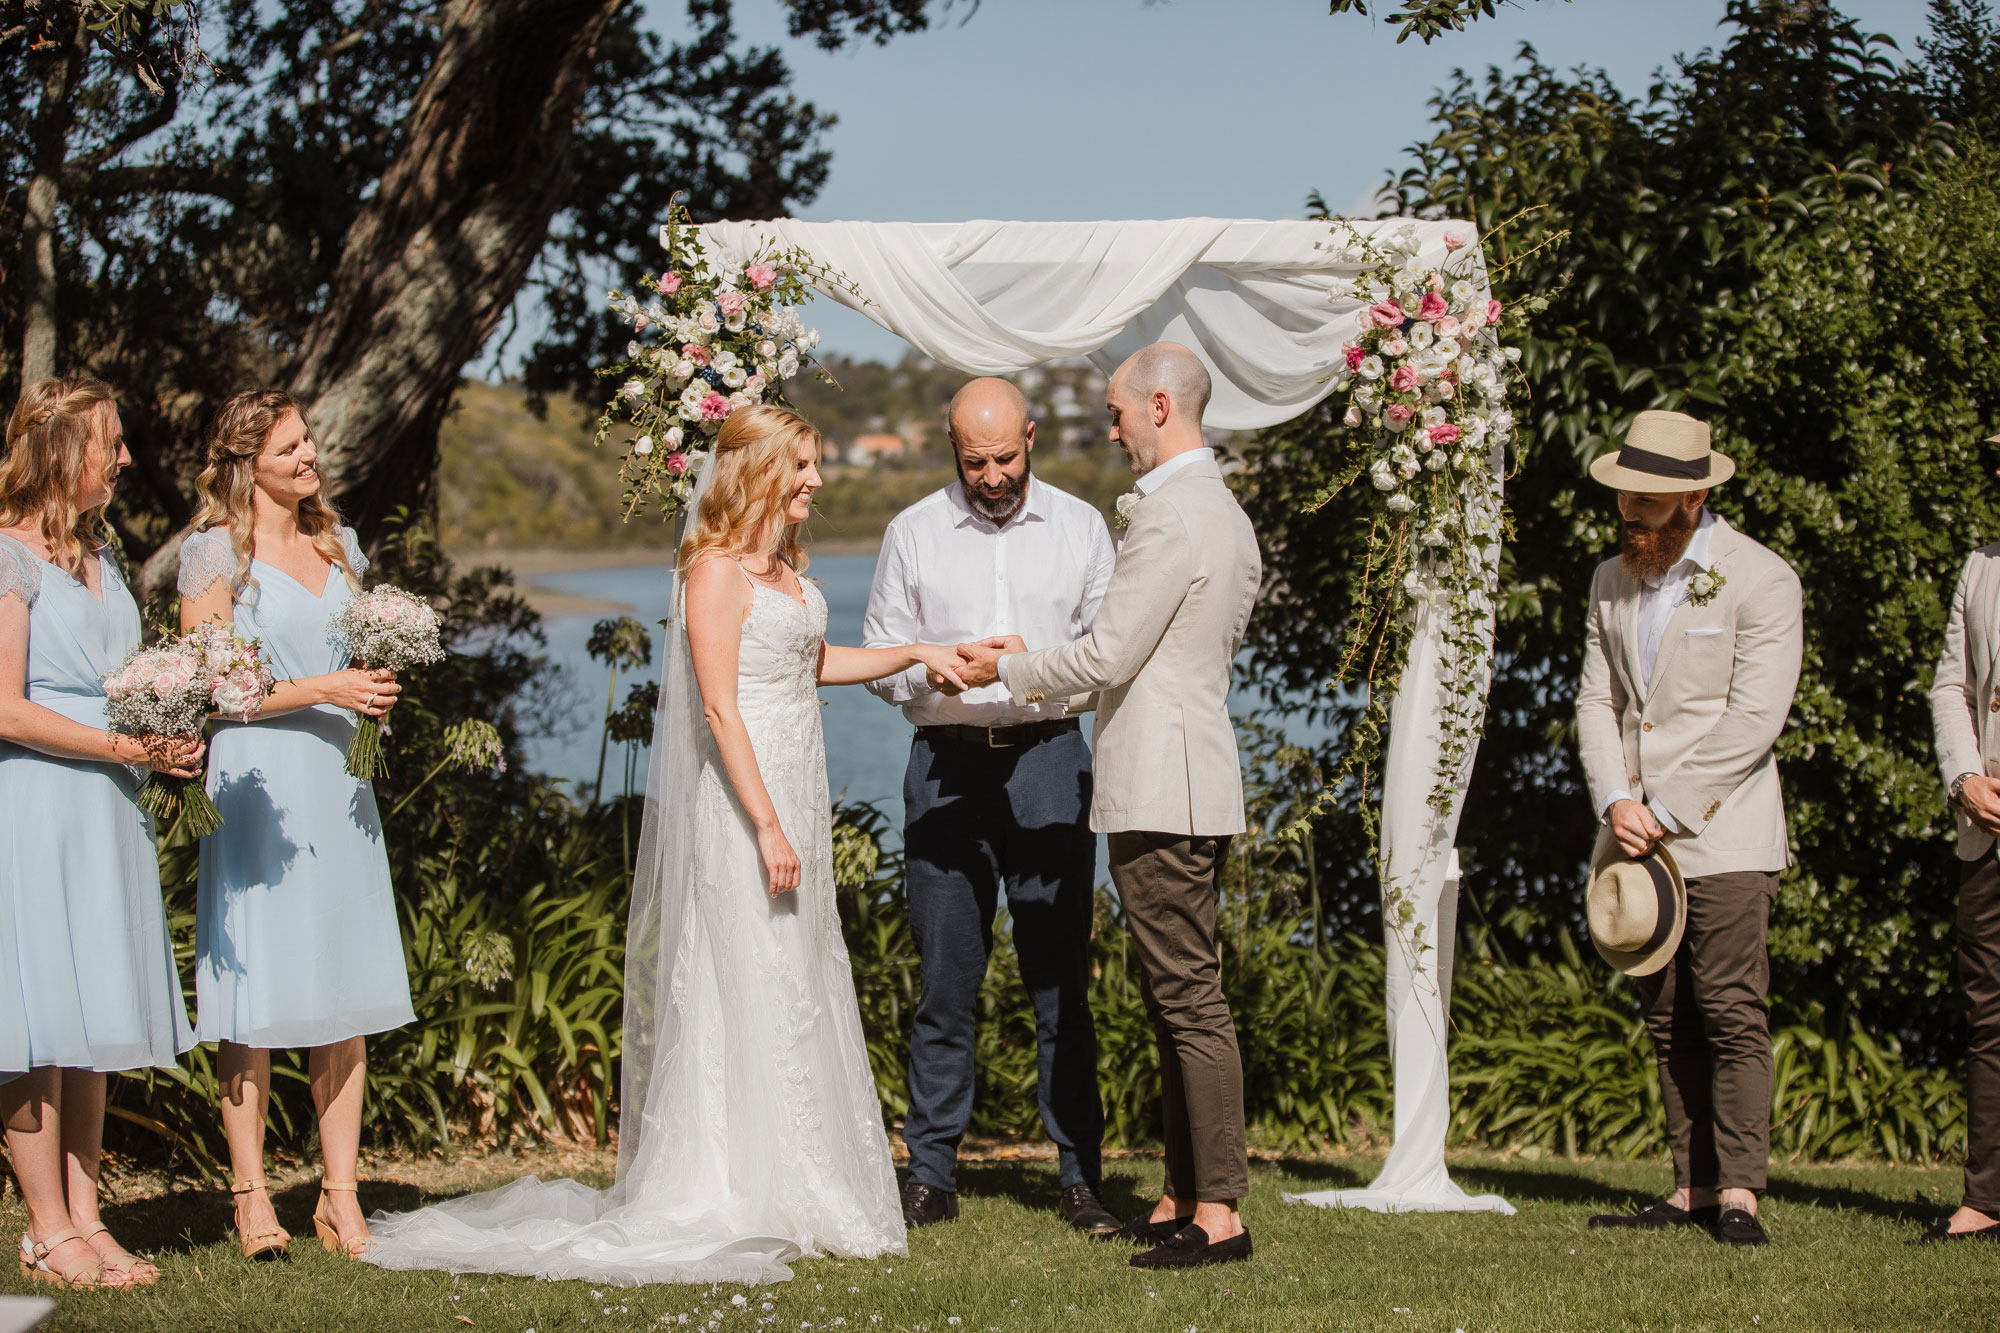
[
  {"xmin": 597, "ymin": 195, "xmax": 858, "ymax": 524},
  {"xmin": 102, "ymin": 619, "xmax": 277, "ymax": 835},
  {"xmin": 327, "ymin": 584, "xmax": 446, "ymax": 778}
]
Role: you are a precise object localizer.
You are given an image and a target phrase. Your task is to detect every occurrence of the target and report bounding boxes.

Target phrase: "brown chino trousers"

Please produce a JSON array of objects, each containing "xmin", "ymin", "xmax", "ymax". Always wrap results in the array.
[
  {"xmin": 1634, "ymin": 869, "xmax": 1778, "ymax": 1193},
  {"xmin": 1108, "ymin": 830, "xmax": 1251, "ymax": 1203},
  {"xmin": 1958, "ymin": 851, "xmax": 2000, "ymax": 1216}
]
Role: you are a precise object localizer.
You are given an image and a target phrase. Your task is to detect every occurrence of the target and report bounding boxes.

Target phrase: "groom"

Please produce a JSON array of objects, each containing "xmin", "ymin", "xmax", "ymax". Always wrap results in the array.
[{"xmin": 955, "ymin": 342, "xmax": 1262, "ymax": 1269}]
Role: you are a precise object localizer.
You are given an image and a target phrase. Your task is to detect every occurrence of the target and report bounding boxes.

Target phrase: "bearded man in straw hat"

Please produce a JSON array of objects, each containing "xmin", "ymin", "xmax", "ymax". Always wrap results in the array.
[
  {"xmin": 1574, "ymin": 409, "xmax": 1803, "ymax": 1247},
  {"xmin": 1924, "ymin": 429, "xmax": 2000, "ymax": 1245}
]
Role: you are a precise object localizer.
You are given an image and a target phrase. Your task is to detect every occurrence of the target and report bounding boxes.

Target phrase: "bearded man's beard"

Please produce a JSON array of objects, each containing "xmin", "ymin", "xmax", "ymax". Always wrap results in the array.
[
  {"xmin": 961, "ymin": 455, "xmax": 1031, "ymax": 524},
  {"xmin": 1621, "ymin": 503, "xmax": 1699, "ymax": 581}
]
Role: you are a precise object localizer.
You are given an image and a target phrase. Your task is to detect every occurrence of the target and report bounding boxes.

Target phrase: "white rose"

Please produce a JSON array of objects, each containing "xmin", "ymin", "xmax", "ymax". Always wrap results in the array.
[
  {"xmin": 1450, "ymin": 280, "xmax": 1475, "ymax": 303},
  {"xmin": 1114, "ymin": 491, "xmax": 1140, "ymax": 526},
  {"xmin": 670, "ymin": 359, "xmax": 694, "ymax": 385},
  {"xmin": 1370, "ymin": 461, "xmax": 1397, "ymax": 492},
  {"xmin": 721, "ymin": 366, "xmax": 746, "ymax": 390},
  {"xmin": 626, "ymin": 340, "xmax": 642, "ymax": 359},
  {"xmin": 1343, "ymin": 405, "xmax": 1364, "ymax": 429},
  {"xmin": 776, "ymin": 349, "xmax": 800, "ymax": 379},
  {"xmin": 1425, "ymin": 451, "xmax": 1446, "ymax": 470},
  {"xmin": 1358, "ymin": 355, "xmax": 1386, "ymax": 380},
  {"xmin": 757, "ymin": 340, "xmax": 777, "ymax": 359},
  {"xmin": 800, "ymin": 329, "xmax": 821, "ymax": 350},
  {"xmin": 1432, "ymin": 380, "xmax": 1456, "ymax": 401},
  {"xmin": 1386, "ymin": 492, "xmax": 1416, "ymax": 513},
  {"xmin": 1408, "ymin": 322, "xmax": 1434, "ymax": 350},
  {"xmin": 679, "ymin": 383, "xmax": 708, "ymax": 412},
  {"xmin": 664, "ymin": 426, "xmax": 685, "ymax": 448},
  {"xmin": 1355, "ymin": 384, "xmax": 1380, "ymax": 408},
  {"xmin": 633, "ymin": 435, "xmax": 654, "ymax": 455},
  {"xmin": 728, "ymin": 390, "xmax": 751, "ymax": 409},
  {"xmin": 621, "ymin": 379, "xmax": 647, "ymax": 402},
  {"xmin": 711, "ymin": 349, "xmax": 740, "ymax": 374},
  {"xmin": 723, "ymin": 310, "xmax": 748, "ymax": 332}
]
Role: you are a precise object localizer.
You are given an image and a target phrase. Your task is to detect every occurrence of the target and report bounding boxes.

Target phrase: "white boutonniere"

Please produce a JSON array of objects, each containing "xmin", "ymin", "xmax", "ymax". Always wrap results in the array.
[
  {"xmin": 1688, "ymin": 566, "xmax": 1726, "ymax": 607},
  {"xmin": 1113, "ymin": 490, "xmax": 1141, "ymax": 530}
]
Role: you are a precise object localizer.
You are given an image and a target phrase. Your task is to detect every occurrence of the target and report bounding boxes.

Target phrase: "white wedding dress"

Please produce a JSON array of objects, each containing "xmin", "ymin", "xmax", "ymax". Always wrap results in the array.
[{"xmin": 364, "ymin": 564, "xmax": 906, "ymax": 1286}]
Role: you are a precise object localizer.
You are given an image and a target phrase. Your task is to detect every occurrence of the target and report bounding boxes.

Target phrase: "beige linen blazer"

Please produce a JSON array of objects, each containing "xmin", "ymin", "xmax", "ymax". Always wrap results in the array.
[
  {"xmin": 1929, "ymin": 544, "xmax": 2000, "ymax": 861},
  {"xmin": 1004, "ymin": 457, "xmax": 1261, "ymax": 836},
  {"xmin": 1575, "ymin": 517, "xmax": 1803, "ymax": 878}
]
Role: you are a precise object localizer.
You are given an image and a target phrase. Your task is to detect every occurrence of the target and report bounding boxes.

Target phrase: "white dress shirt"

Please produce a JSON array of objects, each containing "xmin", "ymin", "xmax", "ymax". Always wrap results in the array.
[
  {"xmin": 1600, "ymin": 508, "xmax": 1720, "ymax": 833},
  {"xmin": 863, "ymin": 476, "xmax": 1116, "ymax": 727}
]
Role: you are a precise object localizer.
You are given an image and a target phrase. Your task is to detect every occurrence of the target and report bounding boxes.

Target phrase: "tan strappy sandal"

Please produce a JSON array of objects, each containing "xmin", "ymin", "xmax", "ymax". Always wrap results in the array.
[
  {"xmin": 229, "ymin": 1177, "xmax": 291, "ymax": 1262},
  {"xmin": 78, "ymin": 1222, "xmax": 161, "ymax": 1285},
  {"xmin": 18, "ymin": 1227, "xmax": 118, "ymax": 1289},
  {"xmin": 313, "ymin": 1179, "xmax": 368, "ymax": 1258}
]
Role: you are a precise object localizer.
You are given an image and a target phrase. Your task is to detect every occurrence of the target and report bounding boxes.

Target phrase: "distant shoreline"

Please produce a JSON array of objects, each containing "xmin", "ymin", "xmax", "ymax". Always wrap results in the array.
[{"xmin": 449, "ymin": 537, "xmax": 884, "ymax": 618}]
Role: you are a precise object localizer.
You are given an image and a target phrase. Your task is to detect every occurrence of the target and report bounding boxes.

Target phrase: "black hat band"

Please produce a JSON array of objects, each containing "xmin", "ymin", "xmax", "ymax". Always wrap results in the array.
[
  {"xmin": 1616, "ymin": 443, "xmax": 1709, "ymax": 480},
  {"xmin": 1639, "ymin": 856, "xmax": 1678, "ymax": 954}
]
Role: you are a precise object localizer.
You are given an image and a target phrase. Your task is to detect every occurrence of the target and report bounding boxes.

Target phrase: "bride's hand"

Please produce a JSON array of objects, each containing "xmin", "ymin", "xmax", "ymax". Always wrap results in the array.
[
  {"xmin": 912, "ymin": 644, "xmax": 969, "ymax": 693},
  {"xmin": 757, "ymin": 822, "xmax": 801, "ymax": 897}
]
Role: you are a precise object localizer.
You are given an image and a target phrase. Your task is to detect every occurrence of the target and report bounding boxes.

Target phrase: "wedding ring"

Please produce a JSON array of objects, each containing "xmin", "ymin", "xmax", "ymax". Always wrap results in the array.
[{"xmin": 366, "ymin": 693, "xmax": 378, "ymax": 708}]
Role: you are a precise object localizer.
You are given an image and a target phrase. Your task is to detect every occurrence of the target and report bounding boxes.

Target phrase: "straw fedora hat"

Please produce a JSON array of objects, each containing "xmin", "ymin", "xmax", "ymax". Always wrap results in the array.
[
  {"xmin": 1588, "ymin": 410, "xmax": 1735, "ymax": 493},
  {"xmin": 1586, "ymin": 841, "xmax": 1687, "ymax": 977}
]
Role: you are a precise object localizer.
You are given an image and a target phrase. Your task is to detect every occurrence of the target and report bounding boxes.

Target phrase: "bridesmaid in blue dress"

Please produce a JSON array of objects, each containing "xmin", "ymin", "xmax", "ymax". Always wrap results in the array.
[
  {"xmin": 178, "ymin": 389, "xmax": 412, "ymax": 1261},
  {"xmin": 0, "ymin": 375, "xmax": 200, "ymax": 1290}
]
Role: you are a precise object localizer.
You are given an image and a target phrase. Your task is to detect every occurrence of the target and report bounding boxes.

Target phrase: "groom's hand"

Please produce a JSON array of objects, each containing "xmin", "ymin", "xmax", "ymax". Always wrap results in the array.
[
  {"xmin": 925, "ymin": 666, "xmax": 965, "ymax": 696},
  {"xmin": 953, "ymin": 636, "xmax": 1027, "ymax": 689}
]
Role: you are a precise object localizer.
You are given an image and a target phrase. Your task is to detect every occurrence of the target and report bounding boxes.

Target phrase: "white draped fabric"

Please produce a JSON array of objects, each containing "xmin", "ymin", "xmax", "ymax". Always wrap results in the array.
[{"xmin": 696, "ymin": 217, "xmax": 1511, "ymax": 1216}]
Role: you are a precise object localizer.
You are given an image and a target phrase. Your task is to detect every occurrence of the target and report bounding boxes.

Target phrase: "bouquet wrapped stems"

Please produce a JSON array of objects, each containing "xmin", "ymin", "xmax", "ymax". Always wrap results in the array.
[
  {"xmin": 137, "ymin": 740, "xmax": 223, "ymax": 837},
  {"xmin": 328, "ymin": 586, "xmax": 447, "ymax": 779}
]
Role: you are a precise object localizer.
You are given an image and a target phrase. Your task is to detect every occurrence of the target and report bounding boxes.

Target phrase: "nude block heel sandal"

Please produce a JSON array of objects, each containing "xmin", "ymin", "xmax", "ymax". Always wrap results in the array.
[
  {"xmin": 231, "ymin": 1176, "xmax": 292, "ymax": 1262},
  {"xmin": 19, "ymin": 1228, "xmax": 111, "ymax": 1289},
  {"xmin": 313, "ymin": 1179, "xmax": 367, "ymax": 1258}
]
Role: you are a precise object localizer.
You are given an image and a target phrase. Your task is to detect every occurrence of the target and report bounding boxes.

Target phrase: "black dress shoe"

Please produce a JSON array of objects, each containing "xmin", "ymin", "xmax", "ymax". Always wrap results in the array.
[
  {"xmin": 1059, "ymin": 1183, "xmax": 1121, "ymax": 1237},
  {"xmin": 1113, "ymin": 1214, "xmax": 1190, "ymax": 1246},
  {"xmin": 1129, "ymin": 1223, "xmax": 1252, "ymax": 1270},
  {"xmin": 900, "ymin": 1180, "xmax": 959, "ymax": 1228},
  {"xmin": 1712, "ymin": 1207, "xmax": 1768, "ymax": 1246},
  {"xmin": 1910, "ymin": 1216, "xmax": 2000, "ymax": 1245},
  {"xmin": 1588, "ymin": 1200, "xmax": 1720, "ymax": 1230}
]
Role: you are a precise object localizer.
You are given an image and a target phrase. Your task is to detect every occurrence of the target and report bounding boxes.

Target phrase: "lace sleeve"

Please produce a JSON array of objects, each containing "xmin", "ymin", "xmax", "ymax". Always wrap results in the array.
[
  {"xmin": 177, "ymin": 529, "xmax": 237, "ymax": 599},
  {"xmin": 341, "ymin": 527, "xmax": 369, "ymax": 579},
  {"xmin": 0, "ymin": 536, "xmax": 39, "ymax": 609}
]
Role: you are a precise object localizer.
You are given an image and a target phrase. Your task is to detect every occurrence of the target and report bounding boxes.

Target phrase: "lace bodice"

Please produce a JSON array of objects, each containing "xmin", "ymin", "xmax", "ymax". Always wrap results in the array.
[
  {"xmin": 177, "ymin": 526, "xmax": 369, "ymax": 600},
  {"xmin": 732, "ymin": 576, "xmax": 829, "ymax": 719}
]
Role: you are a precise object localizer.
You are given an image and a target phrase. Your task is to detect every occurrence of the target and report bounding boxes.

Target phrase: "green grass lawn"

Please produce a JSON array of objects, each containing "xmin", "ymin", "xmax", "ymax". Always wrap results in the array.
[{"xmin": 4, "ymin": 1152, "xmax": 1992, "ymax": 1333}]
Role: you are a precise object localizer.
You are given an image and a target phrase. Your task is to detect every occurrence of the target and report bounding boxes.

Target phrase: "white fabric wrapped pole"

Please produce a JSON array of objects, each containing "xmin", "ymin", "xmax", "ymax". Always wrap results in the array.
[{"xmin": 697, "ymin": 217, "xmax": 1475, "ymax": 431}]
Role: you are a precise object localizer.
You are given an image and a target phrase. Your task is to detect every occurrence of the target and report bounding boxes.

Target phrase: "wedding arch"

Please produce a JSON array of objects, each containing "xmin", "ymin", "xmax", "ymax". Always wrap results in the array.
[{"xmin": 618, "ymin": 213, "xmax": 1518, "ymax": 1216}]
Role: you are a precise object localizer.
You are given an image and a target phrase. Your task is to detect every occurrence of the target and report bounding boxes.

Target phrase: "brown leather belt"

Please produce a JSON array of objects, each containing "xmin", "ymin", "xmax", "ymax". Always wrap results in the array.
[{"xmin": 915, "ymin": 717, "xmax": 1081, "ymax": 749}]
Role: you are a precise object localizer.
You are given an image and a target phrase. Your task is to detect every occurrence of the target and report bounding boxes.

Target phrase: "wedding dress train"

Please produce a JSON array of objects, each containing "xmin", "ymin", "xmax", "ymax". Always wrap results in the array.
[{"xmin": 364, "ymin": 570, "xmax": 906, "ymax": 1285}]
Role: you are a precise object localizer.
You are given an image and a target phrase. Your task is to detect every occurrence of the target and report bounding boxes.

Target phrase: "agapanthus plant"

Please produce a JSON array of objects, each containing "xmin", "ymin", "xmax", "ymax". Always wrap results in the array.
[
  {"xmin": 102, "ymin": 619, "xmax": 277, "ymax": 836},
  {"xmin": 327, "ymin": 585, "xmax": 446, "ymax": 778},
  {"xmin": 596, "ymin": 195, "xmax": 860, "ymax": 524}
]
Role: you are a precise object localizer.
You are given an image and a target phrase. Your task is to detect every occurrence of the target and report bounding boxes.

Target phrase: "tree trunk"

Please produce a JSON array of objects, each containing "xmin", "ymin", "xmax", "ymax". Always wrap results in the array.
[
  {"xmin": 289, "ymin": 0, "xmax": 624, "ymax": 546},
  {"xmin": 20, "ymin": 2, "xmax": 90, "ymax": 385}
]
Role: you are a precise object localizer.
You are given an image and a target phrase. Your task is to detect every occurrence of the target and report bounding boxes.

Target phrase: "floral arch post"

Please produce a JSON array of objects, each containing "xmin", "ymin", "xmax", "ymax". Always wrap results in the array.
[{"xmin": 601, "ymin": 209, "xmax": 1520, "ymax": 1216}]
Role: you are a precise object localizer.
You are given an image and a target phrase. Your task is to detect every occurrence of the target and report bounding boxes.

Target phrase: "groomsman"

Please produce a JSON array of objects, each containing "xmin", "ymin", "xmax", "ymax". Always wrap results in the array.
[
  {"xmin": 1925, "ymin": 438, "xmax": 2000, "ymax": 1245},
  {"xmin": 860, "ymin": 378, "xmax": 1122, "ymax": 1235},
  {"xmin": 1574, "ymin": 410, "xmax": 1802, "ymax": 1248},
  {"xmin": 957, "ymin": 343, "xmax": 1262, "ymax": 1269}
]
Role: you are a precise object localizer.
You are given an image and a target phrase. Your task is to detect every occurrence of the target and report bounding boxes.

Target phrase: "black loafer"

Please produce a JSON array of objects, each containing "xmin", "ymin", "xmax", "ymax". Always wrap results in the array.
[
  {"xmin": 1129, "ymin": 1223, "xmax": 1252, "ymax": 1269},
  {"xmin": 900, "ymin": 1179, "xmax": 959, "ymax": 1228},
  {"xmin": 1712, "ymin": 1206, "xmax": 1768, "ymax": 1247},
  {"xmin": 1113, "ymin": 1214, "xmax": 1189, "ymax": 1246},
  {"xmin": 1911, "ymin": 1216, "xmax": 2000, "ymax": 1245},
  {"xmin": 1588, "ymin": 1200, "xmax": 1719, "ymax": 1230},
  {"xmin": 1060, "ymin": 1183, "xmax": 1121, "ymax": 1237}
]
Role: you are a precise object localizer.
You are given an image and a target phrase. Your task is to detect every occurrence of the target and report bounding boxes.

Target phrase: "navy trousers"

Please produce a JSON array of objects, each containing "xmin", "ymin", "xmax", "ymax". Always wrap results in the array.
[{"xmin": 901, "ymin": 726, "xmax": 1103, "ymax": 1192}]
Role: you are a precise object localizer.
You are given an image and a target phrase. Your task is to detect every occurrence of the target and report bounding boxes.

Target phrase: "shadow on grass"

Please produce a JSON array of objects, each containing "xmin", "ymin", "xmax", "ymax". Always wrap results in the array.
[
  {"xmin": 101, "ymin": 1178, "xmax": 440, "ymax": 1257},
  {"xmin": 1450, "ymin": 1165, "xmax": 1656, "ymax": 1210},
  {"xmin": 933, "ymin": 1160, "xmax": 1160, "ymax": 1223},
  {"xmin": 1764, "ymin": 1176, "xmax": 1936, "ymax": 1226}
]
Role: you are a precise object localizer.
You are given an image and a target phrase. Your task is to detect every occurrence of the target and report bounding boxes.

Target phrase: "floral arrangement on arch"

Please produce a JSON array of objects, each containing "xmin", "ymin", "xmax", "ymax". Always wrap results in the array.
[
  {"xmin": 596, "ymin": 197, "xmax": 858, "ymax": 523},
  {"xmin": 1281, "ymin": 217, "xmax": 1544, "ymax": 968}
]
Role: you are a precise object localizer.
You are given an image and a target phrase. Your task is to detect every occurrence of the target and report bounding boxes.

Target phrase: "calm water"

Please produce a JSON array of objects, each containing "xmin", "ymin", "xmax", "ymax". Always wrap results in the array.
[{"xmin": 521, "ymin": 552, "xmax": 1315, "ymax": 840}]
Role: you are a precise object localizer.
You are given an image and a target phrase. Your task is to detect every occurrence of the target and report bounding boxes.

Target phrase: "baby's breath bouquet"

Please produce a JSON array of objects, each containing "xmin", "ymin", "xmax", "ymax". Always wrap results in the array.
[
  {"xmin": 102, "ymin": 619, "xmax": 277, "ymax": 835},
  {"xmin": 327, "ymin": 585, "xmax": 446, "ymax": 778}
]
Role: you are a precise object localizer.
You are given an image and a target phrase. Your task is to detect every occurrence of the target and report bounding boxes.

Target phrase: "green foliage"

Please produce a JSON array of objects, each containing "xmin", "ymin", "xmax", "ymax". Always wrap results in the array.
[
  {"xmin": 1327, "ymin": 0, "xmax": 1570, "ymax": 46},
  {"xmin": 1243, "ymin": 0, "xmax": 2000, "ymax": 1060}
]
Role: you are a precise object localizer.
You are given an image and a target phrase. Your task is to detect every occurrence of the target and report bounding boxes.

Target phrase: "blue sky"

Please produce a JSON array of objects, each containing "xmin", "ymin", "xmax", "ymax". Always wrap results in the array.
[{"xmin": 694, "ymin": 0, "xmax": 1931, "ymax": 361}]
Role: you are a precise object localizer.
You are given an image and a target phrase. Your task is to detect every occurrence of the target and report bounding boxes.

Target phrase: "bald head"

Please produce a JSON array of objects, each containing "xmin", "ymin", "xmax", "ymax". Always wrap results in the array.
[
  {"xmin": 1106, "ymin": 342, "xmax": 1212, "ymax": 476},
  {"xmin": 947, "ymin": 377, "xmax": 1036, "ymax": 525}
]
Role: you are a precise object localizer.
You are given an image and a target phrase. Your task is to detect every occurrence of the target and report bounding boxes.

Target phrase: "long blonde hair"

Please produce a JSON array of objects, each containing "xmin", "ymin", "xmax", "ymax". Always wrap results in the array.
[
  {"xmin": 0, "ymin": 375, "xmax": 121, "ymax": 577},
  {"xmin": 677, "ymin": 405, "xmax": 818, "ymax": 579},
  {"xmin": 189, "ymin": 389, "xmax": 358, "ymax": 596}
]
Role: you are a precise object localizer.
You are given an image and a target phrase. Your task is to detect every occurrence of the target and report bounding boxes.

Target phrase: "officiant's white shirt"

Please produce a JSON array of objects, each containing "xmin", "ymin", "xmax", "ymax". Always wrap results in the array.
[{"xmin": 863, "ymin": 476, "xmax": 1115, "ymax": 727}]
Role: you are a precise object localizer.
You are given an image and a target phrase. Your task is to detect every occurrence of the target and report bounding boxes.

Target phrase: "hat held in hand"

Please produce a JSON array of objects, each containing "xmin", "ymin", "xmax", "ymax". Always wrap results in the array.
[
  {"xmin": 1589, "ymin": 410, "xmax": 1734, "ymax": 493},
  {"xmin": 1586, "ymin": 842, "xmax": 1686, "ymax": 977}
]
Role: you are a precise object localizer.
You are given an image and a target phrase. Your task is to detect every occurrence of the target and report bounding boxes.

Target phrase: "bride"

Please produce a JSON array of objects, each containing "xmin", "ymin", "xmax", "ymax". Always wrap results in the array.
[{"xmin": 365, "ymin": 405, "xmax": 969, "ymax": 1285}]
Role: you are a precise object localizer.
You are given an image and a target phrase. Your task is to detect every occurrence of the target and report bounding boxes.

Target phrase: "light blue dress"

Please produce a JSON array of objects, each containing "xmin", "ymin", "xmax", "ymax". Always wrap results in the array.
[
  {"xmin": 180, "ymin": 527, "xmax": 414, "ymax": 1048},
  {"xmin": 0, "ymin": 534, "xmax": 194, "ymax": 1074}
]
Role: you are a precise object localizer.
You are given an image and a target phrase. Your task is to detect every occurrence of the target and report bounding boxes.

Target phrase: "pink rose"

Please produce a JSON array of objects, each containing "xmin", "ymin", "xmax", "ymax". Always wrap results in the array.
[
  {"xmin": 744, "ymin": 263, "xmax": 777, "ymax": 290},
  {"xmin": 657, "ymin": 271, "xmax": 682, "ymax": 295},
  {"xmin": 1367, "ymin": 301, "xmax": 1406, "ymax": 329},
  {"xmin": 1419, "ymin": 291, "xmax": 1449, "ymax": 322},
  {"xmin": 1344, "ymin": 345, "xmax": 1365, "ymax": 372},
  {"xmin": 1436, "ymin": 316, "xmax": 1462, "ymax": 338},
  {"xmin": 1389, "ymin": 366, "xmax": 1418, "ymax": 393},
  {"xmin": 683, "ymin": 344, "xmax": 710, "ymax": 367},
  {"xmin": 665, "ymin": 452, "xmax": 690, "ymax": 475},
  {"xmin": 744, "ymin": 374, "xmax": 767, "ymax": 398},
  {"xmin": 1430, "ymin": 422, "xmax": 1462, "ymax": 446},
  {"xmin": 700, "ymin": 392, "xmax": 732, "ymax": 422},
  {"xmin": 633, "ymin": 315, "xmax": 650, "ymax": 333},
  {"xmin": 715, "ymin": 290, "xmax": 747, "ymax": 317},
  {"xmin": 1384, "ymin": 403, "xmax": 1414, "ymax": 428},
  {"xmin": 1487, "ymin": 298, "xmax": 1503, "ymax": 324},
  {"xmin": 1443, "ymin": 230, "xmax": 1468, "ymax": 252}
]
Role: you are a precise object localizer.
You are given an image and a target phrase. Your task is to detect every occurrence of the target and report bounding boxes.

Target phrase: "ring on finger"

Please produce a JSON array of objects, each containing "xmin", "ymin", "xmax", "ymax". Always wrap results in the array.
[{"xmin": 366, "ymin": 693, "xmax": 377, "ymax": 708}]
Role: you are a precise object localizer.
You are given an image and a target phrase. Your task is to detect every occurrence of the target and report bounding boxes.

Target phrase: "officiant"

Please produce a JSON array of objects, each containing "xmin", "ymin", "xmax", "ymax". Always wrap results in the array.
[{"xmin": 860, "ymin": 378, "xmax": 1123, "ymax": 1236}]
